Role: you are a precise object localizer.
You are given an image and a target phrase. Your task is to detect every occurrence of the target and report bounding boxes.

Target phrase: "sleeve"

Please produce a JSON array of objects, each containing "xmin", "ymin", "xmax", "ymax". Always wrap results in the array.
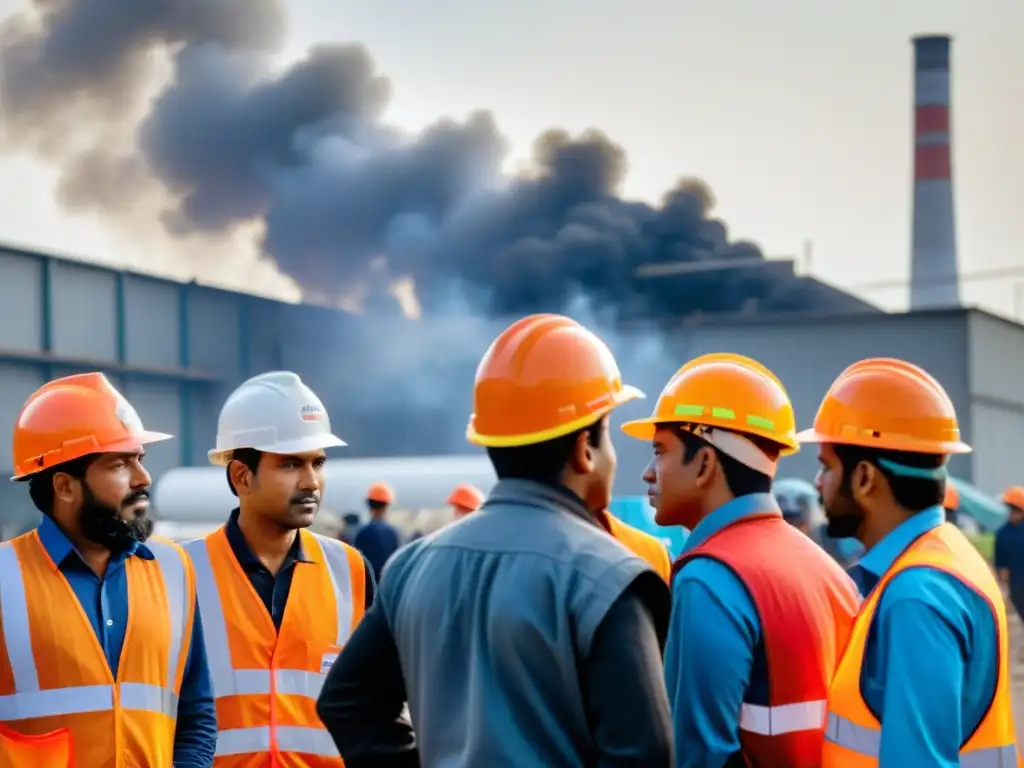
[
  {"xmin": 666, "ymin": 558, "xmax": 760, "ymax": 768},
  {"xmin": 172, "ymin": 595, "xmax": 218, "ymax": 768},
  {"xmin": 872, "ymin": 569, "xmax": 991, "ymax": 765},
  {"xmin": 316, "ymin": 599, "xmax": 418, "ymax": 768},
  {"xmin": 580, "ymin": 576, "xmax": 674, "ymax": 767}
]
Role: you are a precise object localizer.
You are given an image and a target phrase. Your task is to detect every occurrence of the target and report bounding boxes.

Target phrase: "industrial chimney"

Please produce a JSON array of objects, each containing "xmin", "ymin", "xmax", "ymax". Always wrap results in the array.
[{"xmin": 910, "ymin": 34, "xmax": 959, "ymax": 310}]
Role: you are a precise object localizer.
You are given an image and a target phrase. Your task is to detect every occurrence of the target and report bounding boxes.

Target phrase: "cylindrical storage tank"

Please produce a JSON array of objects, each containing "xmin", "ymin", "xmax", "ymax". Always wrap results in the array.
[{"xmin": 153, "ymin": 455, "xmax": 497, "ymax": 530}]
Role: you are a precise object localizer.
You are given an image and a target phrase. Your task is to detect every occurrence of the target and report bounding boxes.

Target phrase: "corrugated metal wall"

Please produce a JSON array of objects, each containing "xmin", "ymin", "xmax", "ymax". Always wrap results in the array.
[{"xmin": 967, "ymin": 313, "xmax": 1024, "ymax": 494}]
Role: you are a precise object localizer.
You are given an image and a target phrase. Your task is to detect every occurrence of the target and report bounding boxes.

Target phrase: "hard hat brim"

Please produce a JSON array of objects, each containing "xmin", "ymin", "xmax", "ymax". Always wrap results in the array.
[
  {"xmin": 794, "ymin": 427, "xmax": 973, "ymax": 455},
  {"xmin": 467, "ymin": 384, "xmax": 644, "ymax": 448},
  {"xmin": 10, "ymin": 430, "xmax": 174, "ymax": 482},
  {"xmin": 208, "ymin": 433, "xmax": 347, "ymax": 466}
]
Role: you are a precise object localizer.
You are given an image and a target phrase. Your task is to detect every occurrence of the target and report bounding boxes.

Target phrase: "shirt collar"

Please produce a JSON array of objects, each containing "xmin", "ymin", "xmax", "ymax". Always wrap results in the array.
[
  {"xmin": 856, "ymin": 504, "xmax": 945, "ymax": 578},
  {"xmin": 681, "ymin": 492, "xmax": 781, "ymax": 554},
  {"xmin": 36, "ymin": 514, "xmax": 152, "ymax": 570},
  {"xmin": 224, "ymin": 508, "xmax": 314, "ymax": 568},
  {"xmin": 486, "ymin": 479, "xmax": 601, "ymax": 528}
]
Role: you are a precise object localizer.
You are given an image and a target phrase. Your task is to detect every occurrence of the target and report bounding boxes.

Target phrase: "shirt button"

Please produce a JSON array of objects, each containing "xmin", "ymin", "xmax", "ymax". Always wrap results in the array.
[{"xmin": 106, "ymin": 619, "xmax": 114, "ymax": 627}]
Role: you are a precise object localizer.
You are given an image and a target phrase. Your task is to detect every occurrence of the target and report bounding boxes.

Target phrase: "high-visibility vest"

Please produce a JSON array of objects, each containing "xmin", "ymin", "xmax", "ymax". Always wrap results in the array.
[
  {"xmin": 0, "ymin": 723, "xmax": 74, "ymax": 767},
  {"xmin": 599, "ymin": 511, "xmax": 672, "ymax": 584},
  {"xmin": 675, "ymin": 513, "xmax": 860, "ymax": 767},
  {"xmin": 822, "ymin": 523, "xmax": 1018, "ymax": 767},
  {"xmin": 0, "ymin": 530, "xmax": 194, "ymax": 768},
  {"xmin": 184, "ymin": 528, "xmax": 367, "ymax": 767}
]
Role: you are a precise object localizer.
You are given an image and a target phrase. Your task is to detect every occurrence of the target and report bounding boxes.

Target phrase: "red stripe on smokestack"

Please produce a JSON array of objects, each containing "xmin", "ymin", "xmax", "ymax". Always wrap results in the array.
[
  {"xmin": 915, "ymin": 105, "xmax": 949, "ymax": 136},
  {"xmin": 914, "ymin": 145, "xmax": 951, "ymax": 180}
]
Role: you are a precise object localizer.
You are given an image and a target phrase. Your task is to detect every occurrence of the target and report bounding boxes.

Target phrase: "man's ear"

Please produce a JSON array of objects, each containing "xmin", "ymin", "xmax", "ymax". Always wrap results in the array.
[
  {"xmin": 850, "ymin": 460, "xmax": 878, "ymax": 501},
  {"xmin": 693, "ymin": 446, "xmax": 718, "ymax": 491},
  {"xmin": 228, "ymin": 460, "xmax": 255, "ymax": 496},
  {"xmin": 52, "ymin": 472, "xmax": 79, "ymax": 505},
  {"xmin": 568, "ymin": 429, "xmax": 596, "ymax": 476}
]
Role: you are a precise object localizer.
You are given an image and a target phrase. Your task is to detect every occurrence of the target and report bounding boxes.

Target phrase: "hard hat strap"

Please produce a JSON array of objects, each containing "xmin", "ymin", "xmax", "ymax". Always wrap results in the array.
[
  {"xmin": 686, "ymin": 424, "xmax": 778, "ymax": 478},
  {"xmin": 876, "ymin": 457, "xmax": 948, "ymax": 480}
]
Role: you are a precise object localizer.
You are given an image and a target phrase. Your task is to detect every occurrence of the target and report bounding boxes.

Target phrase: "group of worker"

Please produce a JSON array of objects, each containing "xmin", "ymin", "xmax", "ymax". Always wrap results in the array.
[{"xmin": 0, "ymin": 312, "xmax": 1018, "ymax": 767}]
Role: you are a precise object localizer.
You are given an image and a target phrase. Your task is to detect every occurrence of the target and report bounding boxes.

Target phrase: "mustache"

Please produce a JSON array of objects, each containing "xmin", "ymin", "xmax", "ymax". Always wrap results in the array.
[
  {"xmin": 123, "ymin": 490, "xmax": 150, "ymax": 507},
  {"xmin": 290, "ymin": 492, "xmax": 321, "ymax": 506}
]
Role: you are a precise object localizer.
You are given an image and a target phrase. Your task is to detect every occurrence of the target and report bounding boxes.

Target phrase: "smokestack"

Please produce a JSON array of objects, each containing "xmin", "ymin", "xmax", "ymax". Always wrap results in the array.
[{"xmin": 910, "ymin": 34, "xmax": 959, "ymax": 310}]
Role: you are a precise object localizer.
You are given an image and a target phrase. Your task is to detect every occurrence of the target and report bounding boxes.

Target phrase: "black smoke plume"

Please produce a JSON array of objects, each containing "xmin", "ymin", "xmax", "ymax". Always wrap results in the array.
[{"xmin": 0, "ymin": 0, "xmax": 836, "ymax": 320}]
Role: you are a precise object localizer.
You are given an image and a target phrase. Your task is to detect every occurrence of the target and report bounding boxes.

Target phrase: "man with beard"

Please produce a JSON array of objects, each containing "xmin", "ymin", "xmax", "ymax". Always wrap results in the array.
[
  {"xmin": 800, "ymin": 358, "xmax": 1018, "ymax": 766},
  {"xmin": 0, "ymin": 372, "xmax": 216, "ymax": 766},
  {"xmin": 621, "ymin": 353, "xmax": 860, "ymax": 768},
  {"xmin": 183, "ymin": 371, "xmax": 375, "ymax": 766},
  {"xmin": 317, "ymin": 314, "xmax": 673, "ymax": 767}
]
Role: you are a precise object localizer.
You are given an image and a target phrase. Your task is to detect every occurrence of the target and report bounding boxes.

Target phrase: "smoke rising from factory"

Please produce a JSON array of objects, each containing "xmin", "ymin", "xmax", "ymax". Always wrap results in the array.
[{"xmin": 0, "ymin": 0, "xmax": 809, "ymax": 321}]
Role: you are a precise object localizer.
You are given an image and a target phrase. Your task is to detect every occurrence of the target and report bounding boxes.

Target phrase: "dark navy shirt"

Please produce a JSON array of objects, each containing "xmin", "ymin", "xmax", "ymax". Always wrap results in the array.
[
  {"xmin": 353, "ymin": 519, "xmax": 402, "ymax": 583},
  {"xmin": 994, "ymin": 520, "xmax": 1024, "ymax": 584},
  {"xmin": 225, "ymin": 509, "xmax": 376, "ymax": 626},
  {"xmin": 36, "ymin": 515, "xmax": 217, "ymax": 767}
]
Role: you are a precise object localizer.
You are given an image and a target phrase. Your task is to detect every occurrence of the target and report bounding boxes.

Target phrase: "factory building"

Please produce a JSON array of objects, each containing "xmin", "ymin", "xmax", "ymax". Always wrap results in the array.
[{"xmin": 1, "ymin": 241, "xmax": 1022, "ymax": 527}]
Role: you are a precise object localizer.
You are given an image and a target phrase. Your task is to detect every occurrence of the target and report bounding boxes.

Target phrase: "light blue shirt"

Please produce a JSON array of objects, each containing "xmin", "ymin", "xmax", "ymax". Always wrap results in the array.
[
  {"xmin": 665, "ymin": 493, "xmax": 775, "ymax": 768},
  {"xmin": 854, "ymin": 506, "xmax": 998, "ymax": 766}
]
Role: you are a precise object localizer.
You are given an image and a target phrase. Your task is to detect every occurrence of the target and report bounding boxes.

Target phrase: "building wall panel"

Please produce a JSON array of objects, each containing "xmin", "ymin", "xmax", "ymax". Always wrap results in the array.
[
  {"xmin": 0, "ymin": 363, "xmax": 46, "ymax": 471},
  {"xmin": 49, "ymin": 261, "xmax": 117, "ymax": 362},
  {"xmin": 0, "ymin": 251, "xmax": 43, "ymax": 353},
  {"xmin": 244, "ymin": 298, "xmax": 285, "ymax": 375},
  {"xmin": 613, "ymin": 313, "xmax": 972, "ymax": 494},
  {"xmin": 969, "ymin": 402, "xmax": 1024, "ymax": 495},
  {"xmin": 121, "ymin": 378, "xmax": 182, "ymax": 481},
  {"xmin": 123, "ymin": 276, "xmax": 181, "ymax": 368},
  {"xmin": 183, "ymin": 382, "xmax": 235, "ymax": 466},
  {"xmin": 968, "ymin": 313, "xmax": 1024, "ymax": 406},
  {"xmin": 187, "ymin": 287, "xmax": 240, "ymax": 376}
]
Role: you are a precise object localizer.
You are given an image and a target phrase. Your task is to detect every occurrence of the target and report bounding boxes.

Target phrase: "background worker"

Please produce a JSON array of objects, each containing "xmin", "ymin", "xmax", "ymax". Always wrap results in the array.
[
  {"xmin": 448, "ymin": 482, "xmax": 485, "ymax": 519},
  {"xmin": 183, "ymin": 371, "xmax": 375, "ymax": 766},
  {"xmin": 800, "ymin": 358, "xmax": 1017, "ymax": 765},
  {"xmin": 995, "ymin": 486, "xmax": 1024, "ymax": 623},
  {"xmin": 622, "ymin": 353, "xmax": 860, "ymax": 768},
  {"xmin": 0, "ymin": 372, "xmax": 215, "ymax": 767},
  {"xmin": 317, "ymin": 314, "xmax": 673, "ymax": 767},
  {"xmin": 774, "ymin": 477, "xmax": 864, "ymax": 568},
  {"xmin": 353, "ymin": 481, "xmax": 401, "ymax": 581}
]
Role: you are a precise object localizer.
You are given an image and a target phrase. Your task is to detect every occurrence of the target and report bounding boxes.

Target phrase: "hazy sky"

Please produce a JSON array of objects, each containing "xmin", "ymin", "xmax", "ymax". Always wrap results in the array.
[{"xmin": 1, "ymin": 0, "xmax": 1021, "ymax": 317}]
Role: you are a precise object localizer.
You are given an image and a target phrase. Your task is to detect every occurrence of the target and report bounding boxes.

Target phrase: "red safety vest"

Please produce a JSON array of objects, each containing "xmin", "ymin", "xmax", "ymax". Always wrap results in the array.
[{"xmin": 674, "ymin": 513, "xmax": 861, "ymax": 767}]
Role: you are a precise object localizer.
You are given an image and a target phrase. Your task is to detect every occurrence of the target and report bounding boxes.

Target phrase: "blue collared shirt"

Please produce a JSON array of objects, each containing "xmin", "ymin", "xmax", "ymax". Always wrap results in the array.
[
  {"xmin": 36, "ymin": 516, "xmax": 217, "ymax": 767},
  {"xmin": 665, "ymin": 493, "xmax": 776, "ymax": 768},
  {"xmin": 852, "ymin": 506, "xmax": 998, "ymax": 766}
]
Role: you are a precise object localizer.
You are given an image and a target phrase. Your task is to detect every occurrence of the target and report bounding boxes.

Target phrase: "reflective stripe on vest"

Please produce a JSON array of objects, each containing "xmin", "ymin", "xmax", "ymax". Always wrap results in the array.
[
  {"xmin": 740, "ymin": 700, "xmax": 827, "ymax": 735},
  {"xmin": 823, "ymin": 523, "xmax": 1018, "ymax": 767},
  {"xmin": 0, "ymin": 536, "xmax": 189, "ymax": 721},
  {"xmin": 185, "ymin": 531, "xmax": 357, "ymax": 758}
]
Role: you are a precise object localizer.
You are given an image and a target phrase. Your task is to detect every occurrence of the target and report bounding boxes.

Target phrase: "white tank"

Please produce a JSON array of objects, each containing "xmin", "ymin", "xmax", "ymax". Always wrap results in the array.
[{"xmin": 152, "ymin": 455, "xmax": 497, "ymax": 538}]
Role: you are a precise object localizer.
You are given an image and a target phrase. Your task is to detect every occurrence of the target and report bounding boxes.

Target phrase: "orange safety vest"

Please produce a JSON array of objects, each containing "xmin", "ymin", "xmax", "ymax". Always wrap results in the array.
[
  {"xmin": 184, "ymin": 528, "xmax": 368, "ymax": 767},
  {"xmin": 597, "ymin": 510, "xmax": 672, "ymax": 583},
  {"xmin": 822, "ymin": 523, "xmax": 1018, "ymax": 767},
  {"xmin": 0, "ymin": 530, "xmax": 195, "ymax": 768},
  {"xmin": 0, "ymin": 723, "xmax": 74, "ymax": 767}
]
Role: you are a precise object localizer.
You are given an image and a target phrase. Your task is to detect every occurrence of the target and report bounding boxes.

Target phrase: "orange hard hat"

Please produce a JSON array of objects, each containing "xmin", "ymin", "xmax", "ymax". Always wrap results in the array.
[
  {"xmin": 943, "ymin": 481, "xmax": 959, "ymax": 510},
  {"xmin": 11, "ymin": 372, "xmax": 173, "ymax": 481},
  {"xmin": 448, "ymin": 483, "xmax": 485, "ymax": 512},
  {"xmin": 466, "ymin": 314, "xmax": 644, "ymax": 448},
  {"xmin": 1002, "ymin": 486, "xmax": 1024, "ymax": 510},
  {"xmin": 796, "ymin": 358, "xmax": 971, "ymax": 455},
  {"xmin": 621, "ymin": 353, "xmax": 799, "ymax": 453},
  {"xmin": 367, "ymin": 482, "xmax": 394, "ymax": 504}
]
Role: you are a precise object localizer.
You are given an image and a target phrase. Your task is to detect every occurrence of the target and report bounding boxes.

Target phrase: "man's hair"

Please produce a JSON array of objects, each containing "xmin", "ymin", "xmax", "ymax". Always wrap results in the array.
[
  {"xmin": 486, "ymin": 418, "xmax": 606, "ymax": 486},
  {"xmin": 669, "ymin": 425, "xmax": 778, "ymax": 498},
  {"xmin": 367, "ymin": 499, "xmax": 389, "ymax": 513},
  {"xmin": 832, "ymin": 443, "xmax": 945, "ymax": 513},
  {"xmin": 226, "ymin": 448, "xmax": 263, "ymax": 497},
  {"xmin": 27, "ymin": 455, "xmax": 97, "ymax": 515}
]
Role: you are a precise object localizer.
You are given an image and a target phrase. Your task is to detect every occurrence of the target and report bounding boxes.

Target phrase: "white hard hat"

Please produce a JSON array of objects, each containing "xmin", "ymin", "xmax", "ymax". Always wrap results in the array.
[{"xmin": 208, "ymin": 371, "xmax": 346, "ymax": 466}]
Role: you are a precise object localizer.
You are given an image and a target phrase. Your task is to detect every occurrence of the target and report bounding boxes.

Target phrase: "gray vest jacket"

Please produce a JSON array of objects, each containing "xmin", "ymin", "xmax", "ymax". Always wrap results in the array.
[{"xmin": 379, "ymin": 479, "xmax": 657, "ymax": 767}]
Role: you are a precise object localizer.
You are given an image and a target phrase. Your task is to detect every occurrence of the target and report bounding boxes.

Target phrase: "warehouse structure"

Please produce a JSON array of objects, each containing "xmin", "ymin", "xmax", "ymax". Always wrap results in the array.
[{"xmin": 0, "ymin": 242, "xmax": 1022, "ymax": 536}]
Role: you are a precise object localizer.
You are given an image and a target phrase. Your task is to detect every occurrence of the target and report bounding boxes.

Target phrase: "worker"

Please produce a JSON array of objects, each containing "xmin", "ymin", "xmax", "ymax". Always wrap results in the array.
[
  {"xmin": 182, "ymin": 371, "xmax": 374, "ymax": 766},
  {"xmin": 995, "ymin": 486, "xmax": 1024, "ymax": 623},
  {"xmin": 943, "ymin": 479, "xmax": 961, "ymax": 525},
  {"xmin": 596, "ymin": 505, "xmax": 672, "ymax": 583},
  {"xmin": 447, "ymin": 482, "xmax": 485, "ymax": 519},
  {"xmin": 799, "ymin": 358, "xmax": 1018, "ymax": 765},
  {"xmin": 317, "ymin": 314, "xmax": 674, "ymax": 766},
  {"xmin": 0, "ymin": 372, "xmax": 215, "ymax": 766},
  {"xmin": 775, "ymin": 477, "xmax": 864, "ymax": 568},
  {"xmin": 621, "ymin": 352, "xmax": 860, "ymax": 768},
  {"xmin": 352, "ymin": 481, "xmax": 401, "ymax": 581}
]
